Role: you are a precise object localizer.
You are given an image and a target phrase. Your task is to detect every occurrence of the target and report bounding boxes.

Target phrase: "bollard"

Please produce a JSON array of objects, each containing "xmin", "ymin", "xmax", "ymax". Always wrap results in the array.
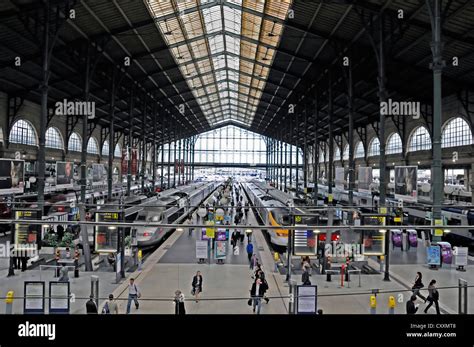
[
  {"xmin": 388, "ymin": 296, "xmax": 395, "ymax": 314},
  {"xmin": 370, "ymin": 295, "xmax": 377, "ymax": 314},
  {"xmin": 5, "ymin": 291, "xmax": 14, "ymax": 314},
  {"xmin": 137, "ymin": 249, "xmax": 143, "ymax": 271},
  {"xmin": 326, "ymin": 271, "xmax": 332, "ymax": 282},
  {"xmin": 340, "ymin": 265, "xmax": 345, "ymax": 287},
  {"xmin": 274, "ymin": 252, "xmax": 279, "ymax": 273}
]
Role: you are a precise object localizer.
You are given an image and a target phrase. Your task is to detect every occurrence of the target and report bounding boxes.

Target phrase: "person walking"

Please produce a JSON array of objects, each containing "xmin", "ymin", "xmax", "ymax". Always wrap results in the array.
[
  {"xmin": 246, "ymin": 242, "xmax": 254, "ymax": 263},
  {"xmin": 412, "ymin": 271, "xmax": 424, "ymax": 297},
  {"xmin": 126, "ymin": 278, "xmax": 141, "ymax": 314},
  {"xmin": 58, "ymin": 263, "xmax": 69, "ymax": 282},
  {"xmin": 406, "ymin": 295, "xmax": 419, "ymax": 314},
  {"xmin": 102, "ymin": 294, "xmax": 119, "ymax": 314},
  {"xmin": 86, "ymin": 295, "xmax": 98, "ymax": 314},
  {"xmin": 424, "ymin": 280, "xmax": 440, "ymax": 314},
  {"xmin": 250, "ymin": 278, "xmax": 266, "ymax": 314},
  {"xmin": 302, "ymin": 266, "xmax": 311, "ymax": 285},
  {"xmin": 184, "ymin": 216, "xmax": 193, "ymax": 236},
  {"xmin": 174, "ymin": 290, "xmax": 186, "ymax": 315},
  {"xmin": 192, "ymin": 271, "xmax": 203, "ymax": 303}
]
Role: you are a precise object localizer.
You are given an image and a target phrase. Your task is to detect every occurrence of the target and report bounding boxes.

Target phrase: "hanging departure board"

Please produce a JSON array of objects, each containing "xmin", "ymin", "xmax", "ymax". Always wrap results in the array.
[
  {"xmin": 360, "ymin": 215, "xmax": 386, "ymax": 256},
  {"xmin": 95, "ymin": 211, "xmax": 122, "ymax": 253}
]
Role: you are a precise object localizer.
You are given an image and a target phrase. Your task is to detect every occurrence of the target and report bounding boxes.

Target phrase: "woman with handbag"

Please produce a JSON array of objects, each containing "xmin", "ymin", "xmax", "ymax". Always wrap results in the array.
[
  {"xmin": 411, "ymin": 272, "xmax": 424, "ymax": 298},
  {"xmin": 191, "ymin": 271, "xmax": 203, "ymax": 303},
  {"xmin": 424, "ymin": 279, "xmax": 440, "ymax": 314},
  {"xmin": 174, "ymin": 290, "xmax": 186, "ymax": 315}
]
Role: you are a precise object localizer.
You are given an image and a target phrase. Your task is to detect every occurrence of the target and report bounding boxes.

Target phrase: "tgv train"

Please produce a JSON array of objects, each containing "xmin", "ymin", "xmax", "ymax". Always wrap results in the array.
[
  {"xmin": 243, "ymin": 182, "xmax": 293, "ymax": 248},
  {"xmin": 133, "ymin": 182, "xmax": 216, "ymax": 249},
  {"xmin": 316, "ymin": 184, "xmax": 474, "ymax": 244}
]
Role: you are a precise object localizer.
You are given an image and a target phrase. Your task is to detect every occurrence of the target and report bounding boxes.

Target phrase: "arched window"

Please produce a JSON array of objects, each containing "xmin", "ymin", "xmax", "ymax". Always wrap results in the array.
[
  {"xmin": 45, "ymin": 127, "xmax": 64, "ymax": 150},
  {"xmin": 386, "ymin": 133, "xmax": 403, "ymax": 154},
  {"xmin": 114, "ymin": 143, "xmax": 121, "ymax": 158},
  {"xmin": 9, "ymin": 119, "xmax": 37, "ymax": 146},
  {"xmin": 68, "ymin": 132, "xmax": 82, "ymax": 152},
  {"xmin": 442, "ymin": 117, "xmax": 473, "ymax": 148},
  {"xmin": 334, "ymin": 146, "xmax": 341, "ymax": 161},
  {"xmin": 343, "ymin": 144, "xmax": 349, "ymax": 160},
  {"xmin": 318, "ymin": 148, "xmax": 325, "ymax": 163},
  {"xmin": 87, "ymin": 137, "xmax": 99, "ymax": 154},
  {"xmin": 102, "ymin": 140, "xmax": 109, "ymax": 156},
  {"xmin": 354, "ymin": 141, "xmax": 365, "ymax": 158},
  {"xmin": 408, "ymin": 126, "xmax": 431, "ymax": 152},
  {"xmin": 368, "ymin": 137, "xmax": 380, "ymax": 157}
]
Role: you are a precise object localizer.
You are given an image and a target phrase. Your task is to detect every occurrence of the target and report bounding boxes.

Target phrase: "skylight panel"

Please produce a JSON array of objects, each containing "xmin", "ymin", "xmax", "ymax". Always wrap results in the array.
[
  {"xmin": 202, "ymin": 6, "xmax": 222, "ymax": 34},
  {"xmin": 226, "ymin": 35, "xmax": 240, "ymax": 55},
  {"xmin": 208, "ymin": 35, "xmax": 225, "ymax": 55},
  {"xmin": 224, "ymin": 6, "xmax": 242, "ymax": 34}
]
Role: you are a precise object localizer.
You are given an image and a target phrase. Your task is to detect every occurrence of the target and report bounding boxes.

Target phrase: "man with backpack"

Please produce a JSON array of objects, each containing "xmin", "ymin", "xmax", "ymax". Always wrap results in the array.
[{"xmin": 102, "ymin": 294, "xmax": 119, "ymax": 314}]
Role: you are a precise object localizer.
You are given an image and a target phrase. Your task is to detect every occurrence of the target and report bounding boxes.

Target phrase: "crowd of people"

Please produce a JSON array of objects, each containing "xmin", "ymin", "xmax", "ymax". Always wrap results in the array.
[{"xmin": 406, "ymin": 272, "xmax": 441, "ymax": 314}]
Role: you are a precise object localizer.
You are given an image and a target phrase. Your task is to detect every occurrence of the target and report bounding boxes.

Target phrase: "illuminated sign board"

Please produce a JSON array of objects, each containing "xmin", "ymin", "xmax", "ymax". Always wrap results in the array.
[{"xmin": 95, "ymin": 211, "xmax": 121, "ymax": 253}]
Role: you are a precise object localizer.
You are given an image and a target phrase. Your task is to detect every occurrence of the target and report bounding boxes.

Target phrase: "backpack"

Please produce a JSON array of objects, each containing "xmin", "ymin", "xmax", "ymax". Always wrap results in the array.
[{"xmin": 102, "ymin": 302, "xmax": 110, "ymax": 314}]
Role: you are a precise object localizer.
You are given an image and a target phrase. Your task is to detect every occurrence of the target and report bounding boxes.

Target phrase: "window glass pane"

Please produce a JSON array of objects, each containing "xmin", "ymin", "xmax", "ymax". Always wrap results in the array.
[
  {"xmin": 442, "ymin": 117, "xmax": 473, "ymax": 148},
  {"xmin": 10, "ymin": 120, "xmax": 37, "ymax": 146},
  {"xmin": 87, "ymin": 137, "xmax": 99, "ymax": 154},
  {"xmin": 68, "ymin": 133, "xmax": 82, "ymax": 152},
  {"xmin": 408, "ymin": 127, "xmax": 431, "ymax": 152},
  {"xmin": 45, "ymin": 127, "xmax": 64, "ymax": 149}
]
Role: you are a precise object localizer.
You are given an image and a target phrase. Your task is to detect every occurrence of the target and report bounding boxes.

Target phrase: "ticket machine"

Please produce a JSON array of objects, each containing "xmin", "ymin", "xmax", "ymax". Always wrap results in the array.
[
  {"xmin": 407, "ymin": 229, "xmax": 418, "ymax": 249},
  {"xmin": 391, "ymin": 230, "xmax": 403, "ymax": 249}
]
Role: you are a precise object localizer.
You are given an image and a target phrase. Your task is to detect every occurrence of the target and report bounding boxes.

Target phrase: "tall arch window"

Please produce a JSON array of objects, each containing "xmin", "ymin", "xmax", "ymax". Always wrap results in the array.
[
  {"xmin": 45, "ymin": 127, "xmax": 64, "ymax": 150},
  {"xmin": 368, "ymin": 137, "xmax": 380, "ymax": 157},
  {"xmin": 386, "ymin": 133, "xmax": 403, "ymax": 154},
  {"xmin": 343, "ymin": 144, "xmax": 349, "ymax": 160},
  {"xmin": 442, "ymin": 117, "xmax": 473, "ymax": 148},
  {"xmin": 9, "ymin": 119, "xmax": 37, "ymax": 146},
  {"xmin": 114, "ymin": 143, "xmax": 121, "ymax": 158},
  {"xmin": 102, "ymin": 140, "xmax": 109, "ymax": 156},
  {"xmin": 354, "ymin": 141, "xmax": 365, "ymax": 158},
  {"xmin": 334, "ymin": 146, "xmax": 341, "ymax": 161},
  {"xmin": 68, "ymin": 132, "xmax": 82, "ymax": 152},
  {"xmin": 87, "ymin": 137, "xmax": 99, "ymax": 154},
  {"xmin": 408, "ymin": 126, "xmax": 431, "ymax": 152}
]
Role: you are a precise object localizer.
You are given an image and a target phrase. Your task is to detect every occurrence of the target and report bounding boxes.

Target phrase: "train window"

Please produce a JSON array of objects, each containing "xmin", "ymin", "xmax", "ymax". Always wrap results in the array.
[{"xmin": 281, "ymin": 215, "xmax": 292, "ymax": 225}]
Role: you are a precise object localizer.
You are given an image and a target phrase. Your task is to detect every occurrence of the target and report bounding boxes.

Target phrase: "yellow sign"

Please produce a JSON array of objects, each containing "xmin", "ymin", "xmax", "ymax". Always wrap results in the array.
[
  {"xmin": 370, "ymin": 295, "xmax": 377, "ymax": 308},
  {"xmin": 304, "ymin": 187, "xmax": 308, "ymax": 194},
  {"xmin": 379, "ymin": 207, "xmax": 387, "ymax": 214},
  {"xmin": 295, "ymin": 215, "xmax": 302, "ymax": 223},
  {"xmin": 434, "ymin": 219, "xmax": 443, "ymax": 236},
  {"xmin": 394, "ymin": 217, "xmax": 402, "ymax": 223},
  {"xmin": 388, "ymin": 296, "xmax": 396, "ymax": 309},
  {"xmin": 206, "ymin": 228, "xmax": 215, "ymax": 238},
  {"xmin": 5, "ymin": 291, "xmax": 14, "ymax": 304},
  {"xmin": 328, "ymin": 194, "xmax": 333, "ymax": 203},
  {"xmin": 274, "ymin": 252, "xmax": 279, "ymax": 261}
]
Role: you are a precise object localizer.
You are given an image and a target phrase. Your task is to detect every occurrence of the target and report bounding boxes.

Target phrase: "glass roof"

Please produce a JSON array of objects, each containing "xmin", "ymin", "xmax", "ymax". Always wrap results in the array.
[{"xmin": 145, "ymin": 0, "xmax": 292, "ymax": 127}]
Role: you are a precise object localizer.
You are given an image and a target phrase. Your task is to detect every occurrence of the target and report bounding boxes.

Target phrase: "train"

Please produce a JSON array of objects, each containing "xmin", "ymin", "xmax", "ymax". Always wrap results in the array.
[{"xmin": 132, "ymin": 182, "xmax": 217, "ymax": 249}]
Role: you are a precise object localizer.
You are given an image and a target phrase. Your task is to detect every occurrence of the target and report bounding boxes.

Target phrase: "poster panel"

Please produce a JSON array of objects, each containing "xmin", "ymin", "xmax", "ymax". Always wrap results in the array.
[
  {"xmin": 24, "ymin": 281, "xmax": 45, "ymax": 314},
  {"xmin": 427, "ymin": 246, "xmax": 441, "ymax": 266},
  {"xmin": 92, "ymin": 164, "xmax": 105, "ymax": 186},
  {"xmin": 214, "ymin": 241, "xmax": 226, "ymax": 259},
  {"xmin": 454, "ymin": 247, "xmax": 468, "ymax": 267},
  {"xmin": 15, "ymin": 209, "xmax": 41, "ymax": 253},
  {"xmin": 0, "ymin": 159, "xmax": 25, "ymax": 194},
  {"xmin": 296, "ymin": 285, "xmax": 317, "ymax": 314},
  {"xmin": 335, "ymin": 167, "xmax": 345, "ymax": 190},
  {"xmin": 49, "ymin": 282, "xmax": 70, "ymax": 314},
  {"xmin": 56, "ymin": 161, "xmax": 74, "ymax": 189},
  {"xmin": 394, "ymin": 166, "xmax": 418, "ymax": 202},
  {"xmin": 358, "ymin": 167, "xmax": 372, "ymax": 194},
  {"xmin": 293, "ymin": 227, "xmax": 317, "ymax": 256},
  {"xmin": 196, "ymin": 240, "xmax": 208, "ymax": 259},
  {"xmin": 121, "ymin": 147, "xmax": 128, "ymax": 175}
]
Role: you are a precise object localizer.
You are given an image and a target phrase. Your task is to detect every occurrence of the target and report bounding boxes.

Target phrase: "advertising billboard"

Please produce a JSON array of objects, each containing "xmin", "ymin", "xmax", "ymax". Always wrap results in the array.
[
  {"xmin": 121, "ymin": 147, "xmax": 128, "ymax": 175},
  {"xmin": 14, "ymin": 209, "xmax": 42, "ymax": 253},
  {"xmin": 427, "ymin": 245, "xmax": 441, "ymax": 266},
  {"xmin": 358, "ymin": 167, "xmax": 372, "ymax": 194},
  {"xmin": 131, "ymin": 146, "xmax": 138, "ymax": 176},
  {"xmin": 395, "ymin": 166, "xmax": 418, "ymax": 202},
  {"xmin": 92, "ymin": 163, "xmax": 105, "ymax": 187},
  {"xmin": 335, "ymin": 167, "xmax": 345, "ymax": 190},
  {"xmin": 55, "ymin": 161, "xmax": 74, "ymax": 189},
  {"xmin": 0, "ymin": 159, "xmax": 25, "ymax": 194}
]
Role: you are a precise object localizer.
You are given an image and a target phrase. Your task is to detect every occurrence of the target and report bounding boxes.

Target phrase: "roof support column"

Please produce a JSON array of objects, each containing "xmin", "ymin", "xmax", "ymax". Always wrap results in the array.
[
  {"xmin": 107, "ymin": 67, "xmax": 116, "ymax": 202},
  {"xmin": 289, "ymin": 125, "xmax": 293, "ymax": 189},
  {"xmin": 295, "ymin": 112, "xmax": 299, "ymax": 193},
  {"xmin": 313, "ymin": 91, "xmax": 319, "ymax": 205},
  {"xmin": 152, "ymin": 111, "xmax": 157, "ymax": 188},
  {"xmin": 427, "ymin": 0, "xmax": 445, "ymax": 242},
  {"xmin": 280, "ymin": 136, "xmax": 284, "ymax": 190},
  {"xmin": 167, "ymin": 128, "xmax": 171, "ymax": 189},
  {"xmin": 178, "ymin": 136, "xmax": 182, "ymax": 186},
  {"xmin": 328, "ymin": 71, "xmax": 334, "ymax": 202},
  {"xmin": 284, "ymin": 142, "xmax": 288, "ymax": 192},
  {"xmin": 173, "ymin": 128, "xmax": 177, "ymax": 188},
  {"xmin": 347, "ymin": 60, "xmax": 355, "ymax": 225},
  {"xmin": 141, "ymin": 97, "xmax": 147, "ymax": 194},
  {"xmin": 303, "ymin": 106, "xmax": 308, "ymax": 191},
  {"xmin": 378, "ymin": 14, "xmax": 387, "ymax": 209},
  {"xmin": 127, "ymin": 85, "xmax": 135, "ymax": 197},
  {"xmin": 37, "ymin": 0, "xmax": 51, "ymax": 213}
]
